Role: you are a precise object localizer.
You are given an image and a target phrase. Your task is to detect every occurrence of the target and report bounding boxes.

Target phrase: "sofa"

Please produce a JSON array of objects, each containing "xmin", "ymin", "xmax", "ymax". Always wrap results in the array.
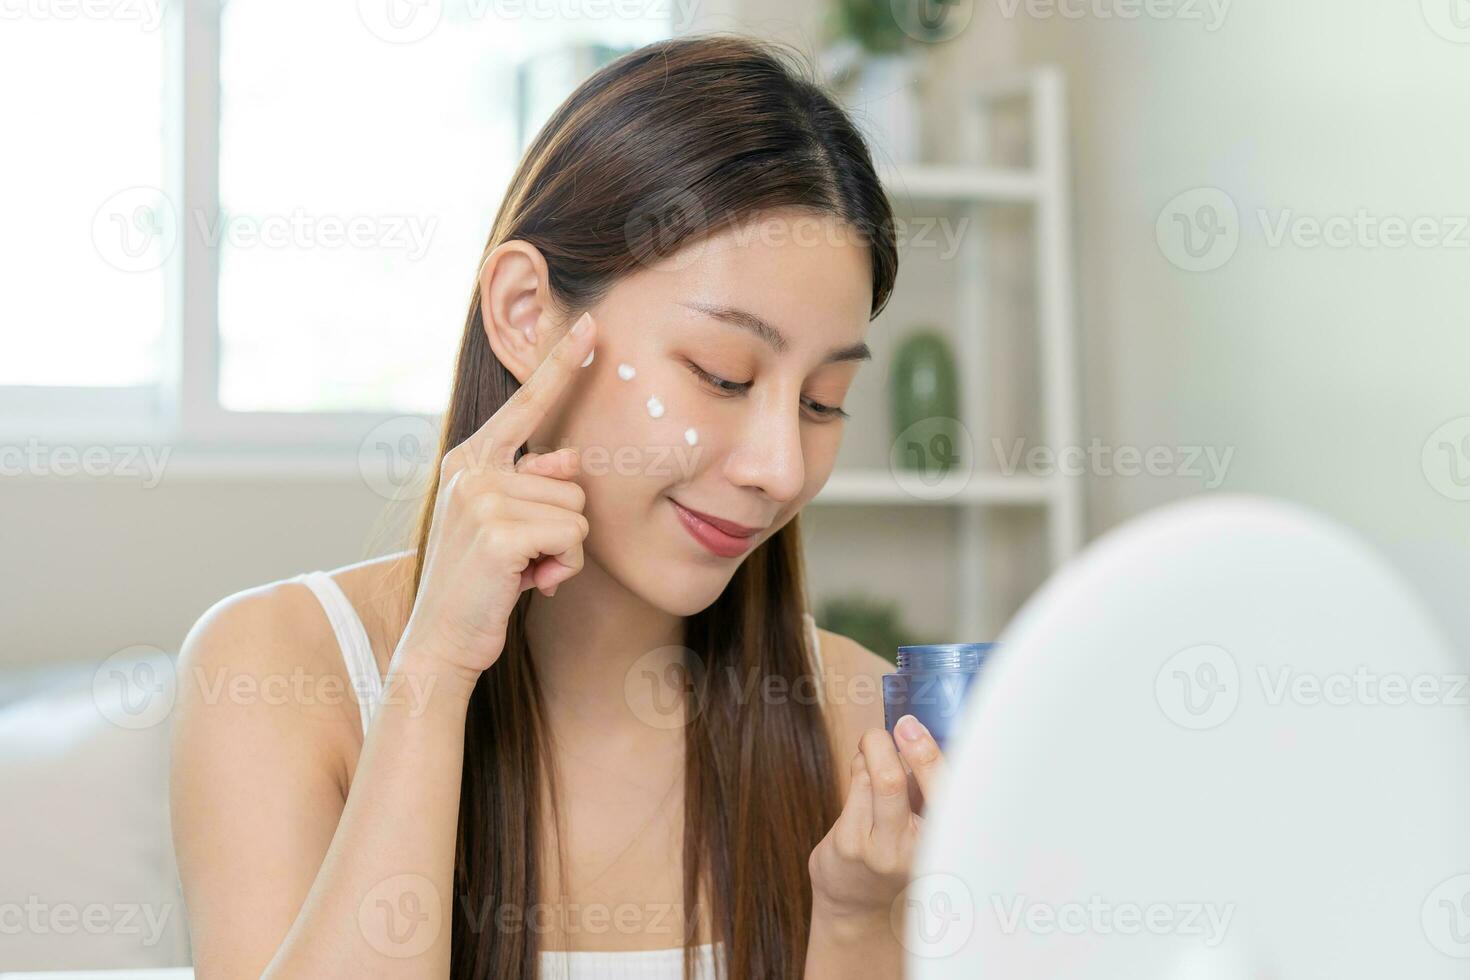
[{"xmin": 0, "ymin": 655, "xmax": 193, "ymax": 973}]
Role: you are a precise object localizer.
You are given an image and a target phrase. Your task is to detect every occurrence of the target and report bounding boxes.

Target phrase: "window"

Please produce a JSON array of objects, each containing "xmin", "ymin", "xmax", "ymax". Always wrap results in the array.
[
  {"xmin": 3, "ymin": 0, "xmax": 672, "ymax": 444},
  {"xmin": 0, "ymin": 9, "xmax": 166, "ymax": 390}
]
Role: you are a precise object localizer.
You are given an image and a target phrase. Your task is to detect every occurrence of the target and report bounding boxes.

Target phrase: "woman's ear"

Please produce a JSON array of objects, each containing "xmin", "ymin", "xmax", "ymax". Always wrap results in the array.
[{"xmin": 477, "ymin": 240, "xmax": 561, "ymax": 383}]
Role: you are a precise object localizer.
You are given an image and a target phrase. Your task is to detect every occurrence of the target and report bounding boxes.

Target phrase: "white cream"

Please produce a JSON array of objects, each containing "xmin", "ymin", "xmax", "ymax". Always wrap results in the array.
[
  {"xmin": 646, "ymin": 395, "xmax": 665, "ymax": 419},
  {"xmin": 684, "ymin": 427, "xmax": 698, "ymax": 446},
  {"xmin": 617, "ymin": 362, "xmax": 636, "ymax": 381}
]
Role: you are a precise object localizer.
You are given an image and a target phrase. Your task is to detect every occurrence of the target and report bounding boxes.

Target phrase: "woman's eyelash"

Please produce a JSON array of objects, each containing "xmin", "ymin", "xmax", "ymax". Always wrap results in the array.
[
  {"xmin": 686, "ymin": 362, "xmax": 750, "ymax": 395},
  {"xmin": 686, "ymin": 362, "xmax": 849, "ymax": 421},
  {"xmin": 803, "ymin": 399, "xmax": 850, "ymax": 420}
]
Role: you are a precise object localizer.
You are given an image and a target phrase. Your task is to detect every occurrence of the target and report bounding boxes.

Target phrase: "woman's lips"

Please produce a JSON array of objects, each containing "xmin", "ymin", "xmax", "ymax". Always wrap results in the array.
[{"xmin": 671, "ymin": 499, "xmax": 760, "ymax": 558}]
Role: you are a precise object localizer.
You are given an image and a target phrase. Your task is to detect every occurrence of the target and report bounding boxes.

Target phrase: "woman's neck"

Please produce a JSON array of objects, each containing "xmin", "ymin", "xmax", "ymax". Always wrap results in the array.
[{"xmin": 522, "ymin": 557, "xmax": 690, "ymax": 738}]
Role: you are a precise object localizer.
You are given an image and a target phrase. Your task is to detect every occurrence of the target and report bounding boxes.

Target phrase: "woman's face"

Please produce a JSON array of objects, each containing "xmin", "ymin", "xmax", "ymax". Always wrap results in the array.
[{"xmin": 529, "ymin": 208, "xmax": 874, "ymax": 616}]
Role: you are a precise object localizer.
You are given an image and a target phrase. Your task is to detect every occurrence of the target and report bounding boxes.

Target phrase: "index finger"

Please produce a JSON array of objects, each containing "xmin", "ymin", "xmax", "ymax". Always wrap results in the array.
[
  {"xmin": 462, "ymin": 311, "xmax": 597, "ymax": 471},
  {"xmin": 859, "ymin": 727, "xmax": 912, "ymax": 849}
]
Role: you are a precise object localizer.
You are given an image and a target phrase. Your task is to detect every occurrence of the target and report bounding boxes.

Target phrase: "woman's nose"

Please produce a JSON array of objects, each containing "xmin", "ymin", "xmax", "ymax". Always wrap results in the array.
[{"xmin": 722, "ymin": 393, "xmax": 806, "ymax": 504}]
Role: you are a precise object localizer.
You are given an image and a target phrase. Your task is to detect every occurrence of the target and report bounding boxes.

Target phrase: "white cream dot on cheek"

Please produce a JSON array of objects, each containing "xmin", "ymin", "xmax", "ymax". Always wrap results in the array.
[
  {"xmin": 617, "ymin": 363, "xmax": 636, "ymax": 381},
  {"xmin": 685, "ymin": 427, "xmax": 698, "ymax": 446},
  {"xmin": 646, "ymin": 395, "xmax": 665, "ymax": 419}
]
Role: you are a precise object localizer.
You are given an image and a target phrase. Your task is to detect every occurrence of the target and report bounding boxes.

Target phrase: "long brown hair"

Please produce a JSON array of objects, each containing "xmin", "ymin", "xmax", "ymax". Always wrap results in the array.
[{"xmin": 409, "ymin": 33, "xmax": 899, "ymax": 979}]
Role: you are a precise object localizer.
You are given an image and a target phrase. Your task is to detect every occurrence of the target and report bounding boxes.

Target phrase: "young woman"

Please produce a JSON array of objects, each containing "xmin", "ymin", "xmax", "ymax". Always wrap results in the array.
[{"xmin": 170, "ymin": 34, "xmax": 948, "ymax": 980}]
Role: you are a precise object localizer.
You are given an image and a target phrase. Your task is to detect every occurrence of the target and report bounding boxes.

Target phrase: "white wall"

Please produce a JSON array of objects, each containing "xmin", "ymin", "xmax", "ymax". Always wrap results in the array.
[
  {"xmin": 0, "ymin": 473, "xmax": 418, "ymax": 670},
  {"xmin": 1006, "ymin": 0, "xmax": 1470, "ymax": 648}
]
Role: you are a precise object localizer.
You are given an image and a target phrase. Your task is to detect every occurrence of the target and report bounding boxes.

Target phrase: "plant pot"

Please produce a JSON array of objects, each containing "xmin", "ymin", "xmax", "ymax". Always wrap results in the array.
[
  {"xmin": 844, "ymin": 52, "xmax": 924, "ymax": 164},
  {"xmin": 889, "ymin": 329, "xmax": 962, "ymax": 476}
]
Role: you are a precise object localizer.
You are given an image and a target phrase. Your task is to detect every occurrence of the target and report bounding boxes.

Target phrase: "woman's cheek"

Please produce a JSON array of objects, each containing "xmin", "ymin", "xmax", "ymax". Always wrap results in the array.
[
  {"xmin": 799, "ymin": 429, "xmax": 842, "ymax": 498},
  {"xmin": 573, "ymin": 364, "xmax": 690, "ymax": 488}
]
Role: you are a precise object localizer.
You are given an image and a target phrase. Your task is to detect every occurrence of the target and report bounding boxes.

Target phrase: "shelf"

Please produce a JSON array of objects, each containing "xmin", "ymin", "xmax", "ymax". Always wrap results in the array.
[
  {"xmin": 813, "ymin": 468, "xmax": 1054, "ymax": 507},
  {"xmin": 878, "ymin": 164, "xmax": 1041, "ymax": 203},
  {"xmin": 808, "ymin": 68, "xmax": 1079, "ymax": 642}
]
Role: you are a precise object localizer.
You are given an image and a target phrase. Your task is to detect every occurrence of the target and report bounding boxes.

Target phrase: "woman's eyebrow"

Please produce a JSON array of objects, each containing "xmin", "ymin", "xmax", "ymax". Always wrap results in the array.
[{"xmin": 678, "ymin": 300, "xmax": 872, "ymax": 364}]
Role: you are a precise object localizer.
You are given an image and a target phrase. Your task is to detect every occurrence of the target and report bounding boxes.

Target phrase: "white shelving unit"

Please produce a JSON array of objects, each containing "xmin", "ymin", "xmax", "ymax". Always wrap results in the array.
[{"xmin": 811, "ymin": 68, "xmax": 1084, "ymax": 642}]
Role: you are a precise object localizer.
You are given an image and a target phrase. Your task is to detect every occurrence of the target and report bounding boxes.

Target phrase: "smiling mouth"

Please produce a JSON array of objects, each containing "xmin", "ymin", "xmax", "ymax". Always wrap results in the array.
[{"xmin": 669, "ymin": 498, "xmax": 764, "ymax": 558}]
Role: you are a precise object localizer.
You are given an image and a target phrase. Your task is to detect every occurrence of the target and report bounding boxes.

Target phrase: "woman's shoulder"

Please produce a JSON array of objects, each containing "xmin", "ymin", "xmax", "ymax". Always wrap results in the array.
[
  {"xmin": 812, "ymin": 624, "xmax": 893, "ymax": 695},
  {"xmin": 810, "ymin": 625, "xmax": 892, "ymax": 770},
  {"xmin": 173, "ymin": 551, "xmax": 417, "ymax": 754},
  {"xmin": 183, "ymin": 551, "xmax": 414, "ymax": 669},
  {"xmin": 180, "ymin": 570, "xmax": 334, "ymax": 678}
]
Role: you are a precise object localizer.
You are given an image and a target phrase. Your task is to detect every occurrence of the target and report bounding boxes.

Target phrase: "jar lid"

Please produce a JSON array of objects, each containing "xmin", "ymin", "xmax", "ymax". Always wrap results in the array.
[{"xmin": 895, "ymin": 642, "xmax": 997, "ymax": 671}]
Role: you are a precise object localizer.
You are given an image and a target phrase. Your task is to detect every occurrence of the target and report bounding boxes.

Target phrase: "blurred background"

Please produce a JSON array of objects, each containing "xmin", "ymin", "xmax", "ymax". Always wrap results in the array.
[{"xmin": 4, "ymin": 0, "xmax": 1470, "ymax": 970}]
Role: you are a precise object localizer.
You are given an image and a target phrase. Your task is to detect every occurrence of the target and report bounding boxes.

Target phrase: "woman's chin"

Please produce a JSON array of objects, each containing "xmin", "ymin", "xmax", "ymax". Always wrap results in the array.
[
  {"xmin": 608, "ymin": 540, "xmax": 742, "ymax": 618},
  {"xmin": 649, "ymin": 556, "xmax": 741, "ymax": 617}
]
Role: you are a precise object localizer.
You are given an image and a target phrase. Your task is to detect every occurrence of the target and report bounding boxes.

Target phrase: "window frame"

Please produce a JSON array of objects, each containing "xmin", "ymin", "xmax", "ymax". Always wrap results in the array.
[{"xmin": 8, "ymin": 0, "xmax": 673, "ymax": 464}]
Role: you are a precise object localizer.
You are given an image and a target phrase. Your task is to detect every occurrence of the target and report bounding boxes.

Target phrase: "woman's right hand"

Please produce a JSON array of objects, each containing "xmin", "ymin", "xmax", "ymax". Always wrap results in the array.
[{"xmin": 395, "ymin": 311, "xmax": 597, "ymax": 683}]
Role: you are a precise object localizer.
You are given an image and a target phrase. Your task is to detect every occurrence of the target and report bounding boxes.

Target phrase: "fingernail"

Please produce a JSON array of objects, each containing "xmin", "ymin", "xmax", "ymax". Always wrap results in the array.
[
  {"xmin": 522, "ymin": 325, "xmax": 537, "ymax": 344},
  {"xmin": 548, "ymin": 585, "xmax": 558, "ymax": 597},
  {"xmin": 581, "ymin": 347, "xmax": 595, "ymax": 368},
  {"xmin": 570, "ymin": 312, "xmax": 590, "ymax": 337},
  {"xmin": 896, "ymin": 714, "xmax": 927, "ymax": 742}
]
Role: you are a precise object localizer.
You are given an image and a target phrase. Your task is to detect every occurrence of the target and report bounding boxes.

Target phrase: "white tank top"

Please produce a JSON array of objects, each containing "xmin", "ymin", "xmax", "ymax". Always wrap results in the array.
[{"xmin": 290, "ymin": 569, "xmax": 827, "ymax": 979}]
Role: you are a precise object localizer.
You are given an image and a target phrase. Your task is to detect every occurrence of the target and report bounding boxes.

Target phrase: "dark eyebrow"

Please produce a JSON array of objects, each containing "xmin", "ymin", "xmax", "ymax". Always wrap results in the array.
[{"xmin": 679, "ymin": 300, "xmax": 872, "ymax": 365}]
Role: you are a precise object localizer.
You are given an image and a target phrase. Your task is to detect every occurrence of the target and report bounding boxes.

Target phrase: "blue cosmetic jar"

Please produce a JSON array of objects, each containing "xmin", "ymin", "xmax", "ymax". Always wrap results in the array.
[{"xmin": 882, "ymin": 642, "xmax": 997, "ymax": 751}]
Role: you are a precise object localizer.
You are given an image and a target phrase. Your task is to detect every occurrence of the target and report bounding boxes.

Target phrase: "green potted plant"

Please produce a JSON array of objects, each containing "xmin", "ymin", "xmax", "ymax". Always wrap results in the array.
[
  {"xmin": 889, "ymin": 327, "xmax": 963, "ymax": 478},
  {"xmin": 822, "ymin": 0, "xmax": 967, "ymax": 163},
  {"xmin": 829, "ymin": 0, "xmax": 911, "ymax": 55},
  {"xmin": 821, "ymin": 0, "xmax": 925, "ymax": 163}
]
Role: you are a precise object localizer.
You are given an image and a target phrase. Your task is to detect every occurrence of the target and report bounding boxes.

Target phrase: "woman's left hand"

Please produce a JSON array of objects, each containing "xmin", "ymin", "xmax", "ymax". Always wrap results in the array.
[{"xmin": 807, "ymin": 714, "xmax": 946, "ymax": 925}]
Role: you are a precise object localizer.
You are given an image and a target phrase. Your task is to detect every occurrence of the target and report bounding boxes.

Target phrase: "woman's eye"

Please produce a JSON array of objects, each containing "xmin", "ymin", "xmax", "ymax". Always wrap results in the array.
[
  {"xmin": 803, "ymin": 397, "xmax": 850, "ymax": 422},
  {"xmin": 686, "ymin": 361, "xmax": 849, "ymax": 421},
  {"xmin": 687, "ymin": 362, "xmax": 751, "ymax": 395}
]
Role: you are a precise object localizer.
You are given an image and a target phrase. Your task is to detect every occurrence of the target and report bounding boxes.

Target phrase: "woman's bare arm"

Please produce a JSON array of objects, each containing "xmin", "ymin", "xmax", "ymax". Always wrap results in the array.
[
  {"xmin": 169, "ymin": 584, "xmax": 476, "ymax": 979},
  {"xmin": 171, "ymin": 317, "xmax": 596, "ymax": 978}
]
